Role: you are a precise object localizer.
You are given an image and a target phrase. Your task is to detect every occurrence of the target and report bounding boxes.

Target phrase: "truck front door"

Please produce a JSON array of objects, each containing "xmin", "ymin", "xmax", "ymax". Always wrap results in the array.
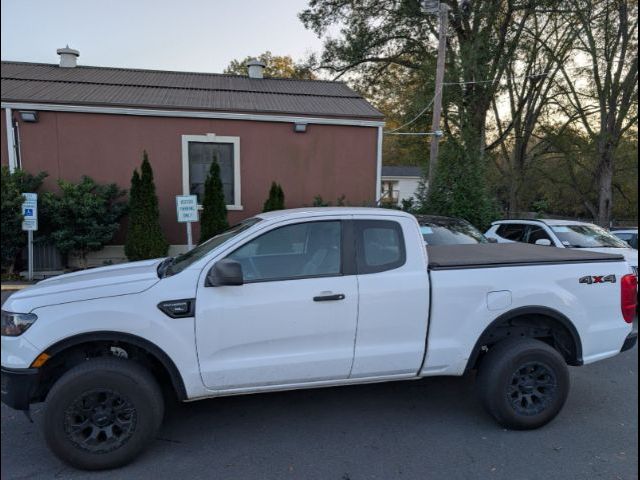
[{"xmin": 195, "ymin": 219, "xmax": 358, "ymax": 391}]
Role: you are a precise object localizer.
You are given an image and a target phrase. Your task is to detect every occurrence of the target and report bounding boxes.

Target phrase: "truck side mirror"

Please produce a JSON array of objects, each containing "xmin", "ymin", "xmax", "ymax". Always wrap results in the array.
[
  {"xmin": 487, "ymin": 237, "xmax": 498, "ymax": 243},
  {"xmin": 535, "ymin": 239, "xmax": 552, "ymax": 246},
  {"xmin": 205, "ymin": 259, "xmax": 244, "ymax": 287}
]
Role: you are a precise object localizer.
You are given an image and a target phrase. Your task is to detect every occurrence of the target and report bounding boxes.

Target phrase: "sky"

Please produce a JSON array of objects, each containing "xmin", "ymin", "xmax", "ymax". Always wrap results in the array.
[{"xmin": 1, "ymin": 0, "xmax": 324, "ymax": 73}]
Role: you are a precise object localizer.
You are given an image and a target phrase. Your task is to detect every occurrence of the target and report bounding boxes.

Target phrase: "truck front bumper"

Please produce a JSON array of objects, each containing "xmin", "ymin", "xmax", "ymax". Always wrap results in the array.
[{"xmin": 1, "ymin": 367, "xmax": 39, "ymax": 411}]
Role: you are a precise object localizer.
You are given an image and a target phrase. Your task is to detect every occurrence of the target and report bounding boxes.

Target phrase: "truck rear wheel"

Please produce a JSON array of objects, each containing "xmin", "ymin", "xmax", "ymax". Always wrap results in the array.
[
  {"xmin": 43, "ymin": 357, "xmax": 164, "ymax": 470},
  {"xmin": 477, "ymin": 338, "xmax": 569, "ymax": 430}
]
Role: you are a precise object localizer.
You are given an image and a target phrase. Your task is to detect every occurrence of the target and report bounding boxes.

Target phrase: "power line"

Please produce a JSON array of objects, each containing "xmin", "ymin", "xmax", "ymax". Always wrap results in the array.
[
  {"xmin": 443, "ymin": 64, "xmax": 593, "ymax": 87},
  {"xmin": 384, "ymin": 86, "xmax": 439, "ymax": 134},
  {"xmin": 385, "ymin": 132, "xmax": 440, "ymax": 136}
]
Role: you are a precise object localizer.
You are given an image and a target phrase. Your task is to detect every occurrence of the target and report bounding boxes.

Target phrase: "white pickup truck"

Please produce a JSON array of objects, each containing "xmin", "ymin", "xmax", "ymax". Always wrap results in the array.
[{"xmin": 2, "ymin": 208, "xmax": 637, "ymax": 470}]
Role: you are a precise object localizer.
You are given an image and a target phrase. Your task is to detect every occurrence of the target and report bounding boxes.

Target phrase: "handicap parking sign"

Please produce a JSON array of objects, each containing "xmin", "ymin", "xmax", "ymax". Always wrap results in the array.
[{"xmin": 21, "ymin": 193, "xmax": 38, "ymax": 231}]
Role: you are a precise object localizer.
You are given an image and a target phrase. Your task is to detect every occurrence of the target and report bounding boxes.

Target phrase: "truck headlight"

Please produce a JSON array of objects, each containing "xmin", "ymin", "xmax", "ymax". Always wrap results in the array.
[{"xmin": 1, "ymin": 311, "xmax": 38, "ymax": 336}]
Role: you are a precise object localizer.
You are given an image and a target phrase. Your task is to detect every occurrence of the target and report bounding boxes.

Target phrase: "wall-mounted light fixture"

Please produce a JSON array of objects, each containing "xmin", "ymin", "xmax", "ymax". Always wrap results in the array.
[
  {"xmin": 293, "ymin": 122, "xmax": 307, "ymax": 133},
  {"xmin": 19, "ymin": 111, "xmax": 39, "ymax": 123}
]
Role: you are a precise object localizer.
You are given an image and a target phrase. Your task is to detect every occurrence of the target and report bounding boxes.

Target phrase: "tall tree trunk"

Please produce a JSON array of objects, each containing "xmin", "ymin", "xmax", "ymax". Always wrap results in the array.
[{"xmin": 596, "ymin": 141, "xmax": 615, "ymax": 227}]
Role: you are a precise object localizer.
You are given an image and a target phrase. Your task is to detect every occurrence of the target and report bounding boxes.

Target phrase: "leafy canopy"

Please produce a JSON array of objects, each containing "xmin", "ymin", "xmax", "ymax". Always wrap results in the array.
[
  {"xmin": 224, "ymin": 51, "xmax": 316, "ymax": 79},
  {"xmin": 41, "ymin": 176, "xmax": 127, "ymax": 268},
  {"xmin": 0, "ymin": 167, "xmax": 47, "ymax": 272}
]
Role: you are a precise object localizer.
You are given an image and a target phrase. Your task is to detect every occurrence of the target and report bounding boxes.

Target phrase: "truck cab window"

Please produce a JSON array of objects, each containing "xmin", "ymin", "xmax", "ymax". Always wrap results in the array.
[
  {"xmin": 228, "ymin": 221, "xmax": 342, "ymax": 282},
  {"xmin": 355, "ymin": 220, "xmax": 406, "ymax": 274}
]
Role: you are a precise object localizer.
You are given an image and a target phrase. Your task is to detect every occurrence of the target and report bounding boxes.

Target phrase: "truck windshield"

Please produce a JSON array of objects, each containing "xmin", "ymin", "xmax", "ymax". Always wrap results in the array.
[
  {"xmin": 551, "ymin": 224, "xmax": 630, "ymax": 248},
  {"xmin": 160, "ymin": 218, "xmax": 262, "ymax": 277},
  {"xmin": 418, "ymin": 218, "xmax": 488, "ymax": 245}
]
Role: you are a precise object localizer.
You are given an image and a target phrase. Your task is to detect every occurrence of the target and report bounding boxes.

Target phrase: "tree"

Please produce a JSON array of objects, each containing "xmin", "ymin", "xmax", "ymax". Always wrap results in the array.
[
  {"xmin": 199, "ymin": 158, "xmax": 228, "ymax": 243},
  {"xmin": 552, "ymin": 0, "xmax": 638, "ymax": 226},
  {"xmin": 262, "ymin": 182, "xmax": 285, "ymax": 212},
  {"xmin": 1, "ymin": 167, "xmax": 24, "ymax": 272},
  {"xmin": 528, "ymin": 126, "xmax": 638, "ymax": 222},
  {"xmin": 487, "ymin": 11, "xmax": 578, "ymax": 216},
  {"xmin": 41, "ymin": 177, "xmax": 127, "ymax": 269},
  {"xmin": 300, "ymin": 0, "xmax": 537, "ymax": 224},
  {"xmin": 418, "ymin": 141, "xmax": 498, "ymax": 229},
  {"xmin": 0, "ymin": 167, "xmax": 47, "ymax": 273},
  {"xmin": 224, "ymin": 51, "xmax": 316, "ymax": 79},
  {"xmin": 125, "ymin": 152, "xmax": 169, "ymax": 260}
]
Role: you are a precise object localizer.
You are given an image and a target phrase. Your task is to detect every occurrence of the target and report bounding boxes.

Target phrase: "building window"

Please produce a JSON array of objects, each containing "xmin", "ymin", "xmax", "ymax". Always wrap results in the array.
[
  {"xmin": 380, "ymin": 180, "xmax": 399, "ymax": 206},
  {"xmin": 181, "ymin": 134, "xmax": 242, "ymax": 210}
]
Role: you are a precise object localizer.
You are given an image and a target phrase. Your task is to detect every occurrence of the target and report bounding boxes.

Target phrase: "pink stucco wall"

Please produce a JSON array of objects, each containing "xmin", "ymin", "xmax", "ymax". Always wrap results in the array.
[{"xmin": 1, "ymin": 108, "xmax": 378, "ymax": 244}]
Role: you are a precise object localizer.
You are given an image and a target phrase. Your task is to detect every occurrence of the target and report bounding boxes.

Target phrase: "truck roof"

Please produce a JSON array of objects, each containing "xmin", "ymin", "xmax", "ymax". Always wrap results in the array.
[{"xmin": 255, "ymin": 207, "xmax": 415, "ymax": 221}]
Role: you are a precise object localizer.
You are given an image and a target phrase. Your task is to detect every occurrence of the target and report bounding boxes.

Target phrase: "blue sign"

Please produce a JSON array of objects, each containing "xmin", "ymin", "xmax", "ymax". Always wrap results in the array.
[{"xmin": 21, "ymin": 193, "xmax": 38, "ymax": 231}]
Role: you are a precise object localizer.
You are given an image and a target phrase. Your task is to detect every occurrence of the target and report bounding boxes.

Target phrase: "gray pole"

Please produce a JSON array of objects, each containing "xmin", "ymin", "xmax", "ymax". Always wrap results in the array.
[
  {"xmin": 427, "ymin": 2, "xmax": 449, "ymax": 195},
  {"xmin": 186, "ymin": 222, "xmax": 193, "ymax": 250},
  {"xmin": 27, "ymin": 230, "xmax": 34, "ymax": 281}
]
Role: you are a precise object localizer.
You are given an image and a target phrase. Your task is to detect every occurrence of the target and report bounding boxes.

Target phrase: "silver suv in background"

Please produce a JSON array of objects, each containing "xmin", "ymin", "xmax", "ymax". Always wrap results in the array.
[{"xmin": 485, "ymin": 219, "xmax": 638, "ymax": 276}]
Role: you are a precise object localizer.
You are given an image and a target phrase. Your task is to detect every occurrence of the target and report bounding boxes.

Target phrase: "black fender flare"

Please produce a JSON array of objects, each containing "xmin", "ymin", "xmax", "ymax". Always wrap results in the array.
[
  {"xmin": 465, "ymin": 306, "xmax": 583, "ymax": 372},
  {"xmin": 42, "ymin": 331, "xmax": 187, "ymax": 400}
]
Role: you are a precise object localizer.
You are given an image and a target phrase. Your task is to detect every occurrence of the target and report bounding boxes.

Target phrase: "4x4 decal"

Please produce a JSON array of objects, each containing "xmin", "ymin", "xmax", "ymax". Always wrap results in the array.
[{"xmin": 579, "ymin": 274, "xmax": 616, "ymax": 285}]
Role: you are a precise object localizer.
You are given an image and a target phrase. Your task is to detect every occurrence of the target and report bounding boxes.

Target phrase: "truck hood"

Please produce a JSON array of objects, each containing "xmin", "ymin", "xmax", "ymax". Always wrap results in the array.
[
  {"xmin": 4, "ymin": 259, "xmax": 163, "ymax": 312},
  {"xmin": 572, "ymin": 247, "xmax": 638, "ymax": 268}
]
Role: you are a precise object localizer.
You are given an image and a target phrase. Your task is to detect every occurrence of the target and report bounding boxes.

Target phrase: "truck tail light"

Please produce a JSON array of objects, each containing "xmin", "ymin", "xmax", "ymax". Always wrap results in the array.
[{"xmin": 621, "ymin": 274, "xmax": 638, "ymax": 324}]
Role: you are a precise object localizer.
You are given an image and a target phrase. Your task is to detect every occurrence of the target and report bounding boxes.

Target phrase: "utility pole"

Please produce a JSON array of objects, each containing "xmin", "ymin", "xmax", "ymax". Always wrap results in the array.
[{"xmin": 426, "ymin": 1, "xmax": 449, "ymax": 195}]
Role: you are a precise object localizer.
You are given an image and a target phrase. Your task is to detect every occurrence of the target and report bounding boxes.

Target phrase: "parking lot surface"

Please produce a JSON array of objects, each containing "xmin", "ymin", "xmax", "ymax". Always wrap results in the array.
[{"xmin": 1, "ymin": 291, "xmax": 637, "ymax": 480}]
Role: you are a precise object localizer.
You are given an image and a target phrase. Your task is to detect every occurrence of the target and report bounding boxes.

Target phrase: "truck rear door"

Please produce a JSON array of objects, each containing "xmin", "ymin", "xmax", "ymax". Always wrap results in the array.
[{"xmin": 349, "ymin": 216, "xmax": 431, "ymax": 378}]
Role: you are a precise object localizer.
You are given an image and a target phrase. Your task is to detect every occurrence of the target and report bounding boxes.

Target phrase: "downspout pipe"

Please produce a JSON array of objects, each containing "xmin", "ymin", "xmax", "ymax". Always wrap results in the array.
[{"xmin": 4, "ymin": 107, "xmax": 18, "ymax": 172}]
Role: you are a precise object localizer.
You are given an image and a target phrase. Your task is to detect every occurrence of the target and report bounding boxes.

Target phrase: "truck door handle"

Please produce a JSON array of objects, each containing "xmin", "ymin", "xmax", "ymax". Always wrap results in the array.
[{"xmin": 313, "ymin": 293, "xmax": 345, "ymax": 302}]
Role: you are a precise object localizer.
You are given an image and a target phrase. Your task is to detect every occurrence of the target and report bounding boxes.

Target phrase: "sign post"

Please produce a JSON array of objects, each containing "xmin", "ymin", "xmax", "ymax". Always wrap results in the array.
[
  {"xmin": 21, "ymin": 193, "xmax": 38, "ymax": 281},
  {"xmin": 176, "ymin": 195, "xmax": 198, "ymax": 250}
]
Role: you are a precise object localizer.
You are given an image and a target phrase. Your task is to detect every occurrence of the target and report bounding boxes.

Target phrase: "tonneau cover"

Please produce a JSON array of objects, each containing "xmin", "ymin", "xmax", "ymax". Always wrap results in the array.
[{"xmin": 427, "ymin": 243, "xmax": 625, "ymax": 270}]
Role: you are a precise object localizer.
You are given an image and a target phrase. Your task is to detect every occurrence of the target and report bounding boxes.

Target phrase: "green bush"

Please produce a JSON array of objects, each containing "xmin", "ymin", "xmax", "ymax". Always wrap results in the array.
[
  {"xmin": 125, "ymin": 152, "xmax": 169, "ymax": 260},
  {"xmin": 199, "ymin": 158, "xmax": 228, "ymax": 243},
  {"xmin": 416, "ymin": 142, "xmax": 498, "ymax": 230},
  {"xmin": 262, "ymin": 182, "xmax": 285, "ymax": 212},
  {"xmin": 0, "ymin": 167, "xmax": 47, "ymax": 273},
  {"xmin": 312, "ymin": 195, "xmax": 330, "ymax": 207},
  {"xmin": 42, "ymin": 176, "xmax": 127, "ymax": 269}
]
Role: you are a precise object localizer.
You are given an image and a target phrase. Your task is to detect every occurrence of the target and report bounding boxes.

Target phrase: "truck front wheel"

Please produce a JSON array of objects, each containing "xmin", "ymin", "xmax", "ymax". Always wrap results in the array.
[
  {"xmin": 477, "ymin": 338, "xmax": 570, "ymax": 430},
  {"xmin": 43, "ymin": 357, "xmax": 164, "ymax": 470}
]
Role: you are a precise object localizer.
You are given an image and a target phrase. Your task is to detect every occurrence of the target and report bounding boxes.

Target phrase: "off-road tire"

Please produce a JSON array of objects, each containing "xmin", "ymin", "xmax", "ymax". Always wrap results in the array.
[
  {"xmin": 477, "ymin": 338, "xmax": 570, "ymax": 430},
  {"xmin": 43, "ymin": 357, "xmax": 164, "ymax": 470}
]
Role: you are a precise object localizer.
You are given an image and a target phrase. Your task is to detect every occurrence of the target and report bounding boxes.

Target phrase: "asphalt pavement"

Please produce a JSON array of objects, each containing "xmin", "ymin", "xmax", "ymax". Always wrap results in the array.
[{"xmin": 1, "ymin": 290, "xmax": 638, "ymax": 480}]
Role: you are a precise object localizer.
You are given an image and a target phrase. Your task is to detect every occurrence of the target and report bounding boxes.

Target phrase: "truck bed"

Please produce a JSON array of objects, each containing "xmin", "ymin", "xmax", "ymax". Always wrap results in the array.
[{"xmin": 427, "ymin": 243, "xmax": 625, "ymax": 270}]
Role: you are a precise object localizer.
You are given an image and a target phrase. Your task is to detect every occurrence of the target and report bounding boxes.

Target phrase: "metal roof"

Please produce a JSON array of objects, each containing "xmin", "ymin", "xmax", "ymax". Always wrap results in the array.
[
  {"xmin": 381, "ymin": 166, "xmax": 422, "ymax": 177},
  {"xmin": 1, "ymin": 61, "xmax": 384, "ymax": 120}
]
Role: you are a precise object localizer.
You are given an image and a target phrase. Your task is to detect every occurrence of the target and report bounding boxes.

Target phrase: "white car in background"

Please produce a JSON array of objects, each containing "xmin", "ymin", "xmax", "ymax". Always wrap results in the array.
[
  {"xmin": 611, "ymin": 228, "xmax": 638, "ymax": 250},
  {"xmin": 485, "ymin": 219, "xmax": 638, "ymax": 276}
]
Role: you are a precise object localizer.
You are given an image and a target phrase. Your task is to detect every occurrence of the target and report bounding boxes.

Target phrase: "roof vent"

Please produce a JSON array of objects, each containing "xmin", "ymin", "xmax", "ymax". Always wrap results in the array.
[
  {"xmin": 246, "ymin": 58, "xmax": 266, "ymax": 79},
  {"xmin": 56, "ymin": 45, "xmax": 79, "ymax": 68}
]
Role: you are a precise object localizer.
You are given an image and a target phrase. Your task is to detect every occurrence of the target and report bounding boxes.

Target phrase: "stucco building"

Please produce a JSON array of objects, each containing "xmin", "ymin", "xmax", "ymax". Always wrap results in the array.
[{"xmin": 1, "ymin": 49, "xmax": 384, "ymax": 262}]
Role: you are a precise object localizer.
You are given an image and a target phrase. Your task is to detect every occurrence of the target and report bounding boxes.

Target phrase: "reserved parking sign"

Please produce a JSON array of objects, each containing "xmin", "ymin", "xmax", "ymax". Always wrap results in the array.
[{"xmin": 176, "ymin": 195, "xmax": 198, "ymax": 223}]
